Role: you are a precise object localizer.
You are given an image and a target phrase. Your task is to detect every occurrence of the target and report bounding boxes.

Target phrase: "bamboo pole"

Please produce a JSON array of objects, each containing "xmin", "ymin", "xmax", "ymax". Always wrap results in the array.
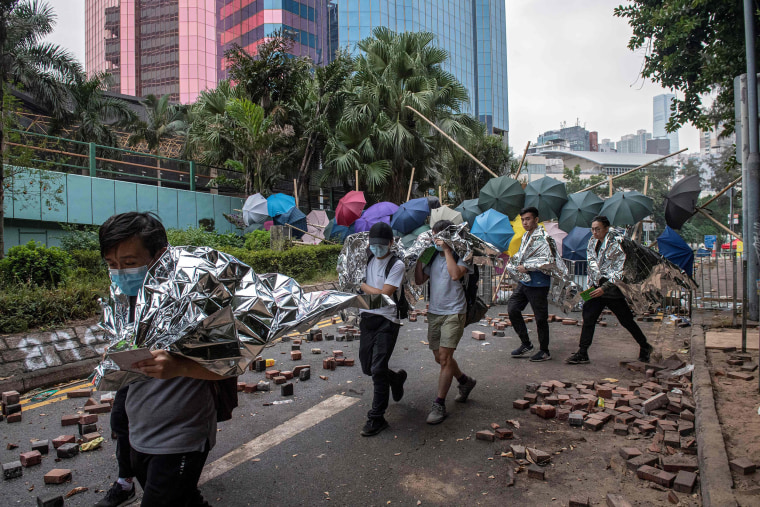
[
  {"xmin": 492, "ymin": 264, "xmax": 510, "ymax": 303},
  {"xmin": 699, "ymin": 176, "xmax": 742, "ymax": 209},
  {"xmin": 439, "ymin": 185, "xmax": 443, "ymax": 201},
  {"xmin": 283, "ymin": 223, "xmax": 337, "ymax": 245},
  {"xmin": 695, "ymin": 208, "xmax": 742, "ymax": 241},
  {"xmin": 608, "ymin": 175, "xmax": 613, "ymax": 198},
  {"xmin": 355, "ymin": 170, "xmax": 359, "ymax": 192},
  {"xmin": 293, "ymin": 178, "xmax": 298, "ymax": 208},
  {"xmin": 513, "ymin": 141, "xmax": 531, "ymax": 179},
  {"xmin": 405, "ymin": 105, "xmax": 499, "ymax": 178},
  {"xmin": 407, "ymin": 167, "xmax": 416, "ymax": 201},
  {"xmin": 579, "ymin": 148, "xmax": 688, "ymax": 193}
]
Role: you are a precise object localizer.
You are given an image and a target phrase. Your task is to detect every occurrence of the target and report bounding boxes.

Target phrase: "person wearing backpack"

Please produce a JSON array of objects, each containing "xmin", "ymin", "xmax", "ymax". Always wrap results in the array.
[
  {"xmin": 97, "ymin": 212, "xmax": 229, "ymax": 507},
  {"xmin": 415, "ymin": 220, "xmax": 478, "ymax": 425},
  {"xmin": 357, "ymin": 222, "xmax": 409, "ymax": 437}
]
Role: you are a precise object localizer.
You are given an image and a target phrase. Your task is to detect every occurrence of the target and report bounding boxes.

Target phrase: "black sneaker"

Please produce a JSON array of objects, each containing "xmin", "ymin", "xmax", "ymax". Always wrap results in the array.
[
  {"xmin": 638, "ymin": 344, "xmax": 654, "ymax": 363},
  {"xmin": 565, "ymin": 351, "xmax": 590, "ymax": 364},
  {"xmin": 361, "ymin": 417, "xmax": 389, "ymax": 437},
  {"xmin": 529, "ymin": 350, "xmax": 551, "ymax": 362},
  {"xmin": 95, "ymin": 481, "xmax": 137, "ymax": 507},
  {"xmin": 511, "ymin": 342, "xmax": 534, "ymax": 357},
  {"xmin": 391, "ymin": 370, "xmax": 407, "ymax": 402}
]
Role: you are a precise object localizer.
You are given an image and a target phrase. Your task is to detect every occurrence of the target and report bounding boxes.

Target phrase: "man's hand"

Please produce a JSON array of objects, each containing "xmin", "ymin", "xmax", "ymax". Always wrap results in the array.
[
  {"xmin": 132, "ymin": 350, "xmax": 184, "ymax": 379},
  {"xmin": 435, "ymin": 238, "xmax": 451, "ymax": 252},
  {"xmin": 589, "ymin": 287, "xmax": 605, "ymax": 298},
  {"xmin": 516, "ymin": 265, "xmax": 528, "ymax": 273}
]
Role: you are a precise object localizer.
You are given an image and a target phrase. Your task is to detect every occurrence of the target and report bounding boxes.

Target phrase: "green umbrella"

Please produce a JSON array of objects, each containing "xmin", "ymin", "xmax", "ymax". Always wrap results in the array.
[
  {"xmin": 478, "ymin": 176, "xmax": 525, "ymax": 218},
  {"xmin": 455, "ymin": 199, "xmax": 482, "ymax": 226},
  {"xmin": 401, "ymin": 224, "xmax": 430, "ymax": 248},
  {"xmin": 524, "ymin": 176, "xmax": 568, "ymax": 220},
  {"xmin": 600, "ymin": 191, "xmax": 653, "ymax": 226},
  {"xmin": 558, "ymin": 191, "xmax": 604, "ymax": 232}
]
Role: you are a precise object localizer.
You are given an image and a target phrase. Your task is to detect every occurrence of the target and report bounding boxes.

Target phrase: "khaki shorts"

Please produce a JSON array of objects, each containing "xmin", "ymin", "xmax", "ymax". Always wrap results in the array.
[{"xmin": 427, "ymin": 312, "xmax": 466, "ymax": 350}]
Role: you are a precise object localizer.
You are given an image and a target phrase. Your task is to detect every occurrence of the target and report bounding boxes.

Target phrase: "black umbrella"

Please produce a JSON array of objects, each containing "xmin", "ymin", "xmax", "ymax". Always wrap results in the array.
[{"xmin": 664, "ymin": 175, "xmax": 701, "ymax": 229}]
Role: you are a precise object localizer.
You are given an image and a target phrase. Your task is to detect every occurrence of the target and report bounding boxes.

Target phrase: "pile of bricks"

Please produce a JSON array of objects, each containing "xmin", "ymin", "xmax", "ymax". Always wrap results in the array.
[
  {"xmin": 474, "ymin": 420, "xmax": 554, "ymax": 484},
  {"xmin": 2, "ymin": 390, "xmax": 21, "ymax": 423},
  {"xmin": 336, "ymin": 325, "xmax": 358, "ymax": 342},
  {"xmin": 716, "ymin": 348, "xmax": 757, "ymax": 381}
]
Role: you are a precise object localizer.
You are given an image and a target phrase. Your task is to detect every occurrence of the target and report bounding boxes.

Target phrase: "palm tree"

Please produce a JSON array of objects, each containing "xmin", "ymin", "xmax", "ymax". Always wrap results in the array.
[
  {"xmin": 324, "ymin": 27, "xmax": 472, "ymax": 202},
  {"xmin": 0, "ymin": 0, "xmax": 83, "ymax": 257}
]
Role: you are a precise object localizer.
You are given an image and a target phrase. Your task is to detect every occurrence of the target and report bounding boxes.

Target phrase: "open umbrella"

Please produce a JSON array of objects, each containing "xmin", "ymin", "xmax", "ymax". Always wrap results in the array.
[
  {"xmin": 244, "ymin": 222, "xmax": 265, "ymax": 234},
  {"xmin": 558, "ymin": 191, "xmax": 604, "ymax": 232},
  {"xmin": 600, "ymin": 191, "xmax": 653, "ymax": 226},
  {"xmin": 478, "ymin": 176, "xmax": 525, "ymax": 218},
  {"xmin": 524, "ymin": 176, "xmax": 568, "ymax": 220},
  {"xmin": 471, "ymin": 209, "xmax": 514, "ymax": 252},
  {"xmin": 562, "ymin": 227, "xmax": 592, "ymax": 260},
  {"xmin": 664, "ymin": 175, "xmax": 700, "ymax": 229},
  {"xmin": 507, "ymin": 216, "xmax": 526, "ymax": 256},
  {"xmin": 455, "ymin": 199, "xmax": 482, "ymax": 226},
  {"xmin": 264, "ymin": 220, "xmax": 274, "ymax": 231},
  {"xmin": 242, "ymin": 193, "xmax": 269, "ymax": 225},
  {"xmin": 543, "ymin": 221, "xmax": 568, "ymax": 254},
  {"xmin": 273, "ymin": 207, "xmax": 308, "ymax": 239},
  {"xmin": 324, "ymin": 219, "xmax": 354, "ymax": 243},
  {"xmin": 430, "ymin": 205, "xmax": 463, "ymax": 228},
  {"xmin": 426, "ymin": 196, "xmax": 441, "ymax": 210},
  {"xmin": 354, "ymin": 202, "xmax": 399, "ymax": 232},
  {"xmin": 401, "ymin": 224, "xmax": 430, "ymax": 248},
  {"xmin": 303, "ymin": 209, "xmax": 329, "ymax": 245},
  {"xmin": 267, "ymin": 193, "xmax": 296, "ymax": 218},
  {"xmin": 657, "ymin": 226, "xmax": 694, "ymax": 275},
  {"xmin": 335, "ymin": 190, "xmax": 366, "ymax": 226},
  {"xmin": 391, "ymin": 197, "xmax": 430, "ymax": 234}
]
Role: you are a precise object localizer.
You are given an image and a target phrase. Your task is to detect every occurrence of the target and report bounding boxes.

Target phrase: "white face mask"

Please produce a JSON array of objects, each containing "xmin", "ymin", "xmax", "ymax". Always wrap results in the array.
[
  {"xmin": 109, "ymin": 265, "xmax": 149, "ymax": 296},
  {"xmin": 369, "ymin": 244, "xmax": 390, "ymax": 258}
]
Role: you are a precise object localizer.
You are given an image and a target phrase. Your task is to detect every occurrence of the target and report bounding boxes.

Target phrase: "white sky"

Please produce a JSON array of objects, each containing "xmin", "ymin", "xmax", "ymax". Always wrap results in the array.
[{"xmin": 43, "ymin": 0, "xmax": 700, "ymax": 154}]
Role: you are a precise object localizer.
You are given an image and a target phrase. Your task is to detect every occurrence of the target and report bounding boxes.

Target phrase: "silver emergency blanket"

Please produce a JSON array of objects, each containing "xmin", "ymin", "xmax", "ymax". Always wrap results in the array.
[
  {"xmin": 506, "ymin": 225, "xmax": 568, "ymax": 284},
  {"xmin": 95, "ymin": 246, "xmax": 370, "ymax": 390},
  {"xmin": 557, "ymin": 230, "xmax": 698, "ymax": 314}
]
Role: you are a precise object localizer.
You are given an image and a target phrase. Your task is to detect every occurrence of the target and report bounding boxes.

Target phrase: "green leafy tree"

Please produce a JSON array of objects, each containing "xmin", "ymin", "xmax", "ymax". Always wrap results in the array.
[
  {"xmin": 0, "ymin": 0, "xmax": 83, "ymax": 257},
  {"xmin": 563, "ymin": 164, "xmax": 607, "ymax": 195},
  {"xmin": 614, "ymin": 1, "xmax": 759, "ymax": 133},
  {"xmin": 127, "ymin": 93, "xmax": 187, "ymax": 155}
]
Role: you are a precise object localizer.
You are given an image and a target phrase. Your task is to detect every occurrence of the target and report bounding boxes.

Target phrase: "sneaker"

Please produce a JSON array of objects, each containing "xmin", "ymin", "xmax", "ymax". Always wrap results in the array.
[
  {"xmin": 95, "ymin": 481, "xmax": 137, "ymax": 507},
  {"xmin": 361, "ymin": 417, "xmax": 389, "ymax": 437},
  {"xmin": 454, "ymin": 377, "xmax": 477, "ymax": 403},
  {"xmin": 391, "ymin": 369, "xmax": 407, "ymax": 402},
  {"xmin": 565, "ymin": 351, "xmax": 590, "ymax": 364},
  {"xmin": 511, "ymin": 342, "xmax": 534, "ymax": 357},
  {"xmin": 426, "ymin": 402, "xmax": 447, "ymax": 424},
  {"xmin": 529, "ymin": 350, "xmax": 551, "ymax": 362},
  {"xmin": 638, "ymin": 344, "xmax": 654, "ymax": 363}
]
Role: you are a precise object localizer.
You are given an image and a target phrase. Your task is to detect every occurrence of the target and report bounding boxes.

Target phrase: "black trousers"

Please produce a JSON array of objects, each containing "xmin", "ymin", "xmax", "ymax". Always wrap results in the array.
[
  {"xmin": 579, "ymin": 296, "xmax": 649, "ymax": 352},
  {"xmin": 131, "ymin": 444, "xmax": 210, "ymax": 507},
  {"xmin": 359, "ymin": 313, "xmax": 403, "ymax": 421},
  {"xmin": 111, "ymin": 386, "xmax": 133, "ymax": 479},
  {"xmin": 507, "ymin": 283, "xmax": 550, "ymax": 352}
]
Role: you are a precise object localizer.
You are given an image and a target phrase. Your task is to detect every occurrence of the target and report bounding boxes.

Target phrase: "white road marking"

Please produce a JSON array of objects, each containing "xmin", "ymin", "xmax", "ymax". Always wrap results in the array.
[{"xmin": 199, "ymin": 394, "xmax": 359, "ymax": 484}]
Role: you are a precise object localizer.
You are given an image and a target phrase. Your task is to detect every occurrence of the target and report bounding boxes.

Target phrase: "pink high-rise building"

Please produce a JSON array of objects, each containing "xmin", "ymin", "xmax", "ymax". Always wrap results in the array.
[{"xmin": 85, "ymin": 0, "xmax": 218, "ymax": 104}]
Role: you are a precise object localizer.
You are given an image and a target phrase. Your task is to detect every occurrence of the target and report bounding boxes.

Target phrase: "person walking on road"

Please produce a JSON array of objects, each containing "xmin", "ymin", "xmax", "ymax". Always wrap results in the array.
[
  {"xmin": 507, "ymin": 207, "xmax": 553, "ymax": 362},
  {"xmin": 358, "ymin": 222, "xmax": 408, "ymax": 437},
  {"xmin": 415, "ymin": 220, "xmax": 477, "ymax": 425},
  {"xmin": 566, "ymin": 215, "xmax": 653, "ymax": 365}
]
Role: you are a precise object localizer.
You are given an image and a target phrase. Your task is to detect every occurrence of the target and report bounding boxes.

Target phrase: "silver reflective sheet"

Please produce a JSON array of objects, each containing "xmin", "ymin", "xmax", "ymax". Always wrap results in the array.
[
  {"xmin": 95, "ymin": 246, "xmax": 368, "ymax": 390},
  {"xmin": 506, "ymin": 225, "xmax": 568, "ymax": 284},
  {"xmin": 406, "ymin": 223, "xmax": 501, "ymax": 265}
]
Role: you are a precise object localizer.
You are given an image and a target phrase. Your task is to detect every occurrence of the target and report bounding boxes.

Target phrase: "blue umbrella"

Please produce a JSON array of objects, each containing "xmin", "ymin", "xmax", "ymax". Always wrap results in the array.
[
  {"xmin": 354, "ymin": 202, "xmax": 399, "ymax": 232},
  {"xmin": 273, "ymin": 207, "xmax": 307, "ymax": 239},
  {"xmin": 324, "ymin": 219, "xmax": 354, "ymax": 243},
  {"xmin": 391, "ymin": 197, "xmax": 430, "ymax": 234},
  {"xmin": 562, "ymin": 227, "xmax": 592, "ymax": 260},
  {"xmin": 657, "ymin": 226, "xmax": 694, "ymax": 275},
  {"xmin": 267, "ymin": 193, "xmax": 296, "ymax": 217},
  {"xmin": 471, "ymin": 209, "xmax": 514, "ymax": 252}
]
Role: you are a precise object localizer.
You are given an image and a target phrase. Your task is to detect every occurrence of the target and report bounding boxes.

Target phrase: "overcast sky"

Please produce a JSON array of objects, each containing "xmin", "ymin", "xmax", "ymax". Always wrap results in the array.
[{"xmin": 42, "ymin": 0, "xmax": 699, "ymax": 154}]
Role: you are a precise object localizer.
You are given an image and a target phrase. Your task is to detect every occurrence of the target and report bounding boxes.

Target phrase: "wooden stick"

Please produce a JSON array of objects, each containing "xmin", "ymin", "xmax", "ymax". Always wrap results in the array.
[
  {"xmin": 695, "ymin": 208, "xmax": 742, "ymax": 241},
  {"xmin": 439, "ymin": 185, "xmax": 443, "ymax": 201},
  {"xmin": 407, "ymin": 167, "xmax": 415, "ymax": 201},
  {"xmin": 608, "ymin": 175, "xmax": 613, "ymax": 198},
  {"xmin": 699, "ymin": 176, "xmax": 742, "ymax": 209},
  {"xmin": 492, "ymin": 265, "xmax": 511, "ymax": 303},
  {"xmin": 355, "ymin": 170, "xmax": 359, "ymax": 192},
  {"xmin": 579, "ymin": 148, "xmax": 688, "ymax": 193},
  {"xmin": 405, "ymin": 105, "xmax": 498, "ymax": 178},
  {"xmin": 283, "ymin": 223, "xmax": 337, "ymax": 245},
  {"xmin": 293, "ymin": 178, "xmax": 298, "ymax": 208},
  {"xmin": 513, "ymin": 141, "xmax": 531, "ymax": 179}
]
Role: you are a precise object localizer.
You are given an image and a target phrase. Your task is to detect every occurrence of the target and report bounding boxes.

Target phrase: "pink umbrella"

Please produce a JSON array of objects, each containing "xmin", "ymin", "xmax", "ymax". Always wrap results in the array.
[
  {"xmin": 543, "ymin": 221, "xmax": 568, "ymax": 253},
  {"xmin": 303, "ymin": 209, "xmax": 329, "ymax": 245},
  {"xmin": 264, "ymin": 220, "xmax": 274, "ymax": 231},
  {"xmin": 335, "ymin": 191, "xmax": 366, "ymax": 226}
]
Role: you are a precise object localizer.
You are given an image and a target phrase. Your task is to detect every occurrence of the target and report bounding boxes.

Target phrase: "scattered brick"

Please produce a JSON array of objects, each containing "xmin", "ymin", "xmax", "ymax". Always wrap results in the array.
[
  {"xmin": 82, "ymin": 432, "xmax": 101, "ymax": 443},
  {"xmin": 36, "ymin": 495, "xmax": 64, "ymax": 507},
  {"xmin": 510, "ymin": 444, "xmax": 526, "ymax": 459},
  {"xmin": 2, "ymin": 461, "xmax": 23, "ymax": 480},
  {"xmin": 727, "ymin": 372, "xmax": 754, "ymax": 381},
  {"xmin": 661, "ymin": 455, "xmax": 698, "ymax": 473},
  {"xmin": 626, "ymin": 454, "xmax": 658, "ymax": 472},
  {"xmin": 606, "ymin": 494, "xmax": 633, "ymax": 507},
  {"xmin": 19, "ymin": 450, "xmax": 42, "ymax": 467},
  {"xmin": 527, "ymin": 464, "xmax": 545, "ymax": 480},
  {"xmin": 471, "ymin": 331, "xmax": 486, "ymax": 340},
  {"xmin": 524, "ymin": 393, "xmax": 538, "ymax": 403},
  {"xmin": 298, "ymin": 368, "xmax": 311, "ymax": 381},
  {"xmin": 281, "ymin": 371, "xmax": 294, "ymax": 380},
  {"xmin": 243, "ymin": 383, "xmax": 257, "ymax": 393},
  {"xmin": 84, "ymin": 403, "xmax": 111, "ymax": 414},
  {"xmin": 673, "ymin": 470, "xmax": 697, "ymax": 493},
  {"xmin": 637, "ymin": 465, "xmax": 675, "ymax": 487},
  {"xmin": 569, "ymin": 412, "xmax": 584, "ymax": 427},
  {"xmin": 527, "ymin": 448, "xmax": 551, "ymax": 464},
  {"xmin": 256, "ymin": 381, "xmax": 271, "ymax": 392},
  {"xmin": 78, "ymin": 423, "xmax": 97, "ymax": 436},
  {"xmin": 513, "ymin": 399, "xmax": 530, "ymax": 410},
  {"xmin": 43, "ymin": 469, "xmax": 72, "ymax": 484},
  {"xmin": 84, "ymin": 397, "xmax": 98, "ymax": 407},
  {"xmin": 663, "ymin": 431, "xmax": 680, "ymax": 448},
  {"xmin": 52, "ymin": 436, "xmax": 75, "ymax": 449},
  {"xmin": 56, "ymin": 443, "xmax": 79, "ymax": 459},
  {"xmin": 494, "ymin": 428, "xmax": 513, "ymax": 440},
  {"xmin": 311, "ymin": 348, "xmax": 322, "ymax": 355},
  {"xmin": 615, "ymin": 413, "xmax": 635, "ymax": 425},
  {"xmin": 32, "ymin": 440, "xmax": 49, "ymax": 455},
  {"xmin": 6, "ymin": 412, "xmax": 21, "ymax": 423},
  {"xmin": 613, "ymin": 424, "xmax": 629, "ymax": 436},
  {"xmin": 476, "ymin": 430, "xmax": 495, "ymax": 442},
  {"xmin": 273, "ymin": 376, "xmax": 287, "ymax": 385},
  {"xmin": 1, "ymin": 391, "xmax": 20, "ymax": 405},
  {"xmin": 281, "ymin": 383, "xmax": 294, "ymax": 396},
  {"xmin": 619, "ymin": 447, "xmax": 642, "ymax": 460},
  {"xmin": 642, "ymin": 393, "xmax": 669, "ymax": 414},
  {"xmin": 536, "ymin": 405, "xmax": 556, "ymax": 419},
  {"xmin": 237, "ymin": 382, "xmax": 246, "ymax": 392},
  {"xmin": 290, "ymin": 351, "xmax": 302, "ymax": 361},
  {"xmin": 729, "ymin": 457, "xmax": 756, "ymax": 475},
  {"xmin": 265, "ymin": 370, "xmax": 281, "ymax": 379},
  {"xmin": 583, "ymin": 418, "xmax": 604, "ymax": 431}
]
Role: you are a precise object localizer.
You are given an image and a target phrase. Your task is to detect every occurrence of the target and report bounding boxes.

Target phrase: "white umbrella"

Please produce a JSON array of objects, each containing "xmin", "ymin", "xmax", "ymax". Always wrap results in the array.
[
  {"xmin": 242, "ymin": 193, "xmax": 268, "ymax": 225},
  {"xmin": 303, "ymin": 209, "xmax": 329, "ymax": 245},
  {"xmin": 430, "ymin": 205, "xmax": 463, "ymax": 229}
]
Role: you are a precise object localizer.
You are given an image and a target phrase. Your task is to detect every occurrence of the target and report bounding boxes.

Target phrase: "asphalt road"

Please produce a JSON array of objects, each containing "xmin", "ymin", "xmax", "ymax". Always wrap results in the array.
[{"xmin": 1, "ymin": 304, "xmax": 676, "ymax": 507}]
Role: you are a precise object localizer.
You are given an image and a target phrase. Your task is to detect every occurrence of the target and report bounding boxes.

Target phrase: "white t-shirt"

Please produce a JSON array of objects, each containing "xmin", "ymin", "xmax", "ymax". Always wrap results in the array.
[
  {"xmin": 423, "ymin": 253, "xmax": 473, "ymax": 315},
  {"xmin": 361, "ymin": 255, "xmax": 405, "ymax": 324}
]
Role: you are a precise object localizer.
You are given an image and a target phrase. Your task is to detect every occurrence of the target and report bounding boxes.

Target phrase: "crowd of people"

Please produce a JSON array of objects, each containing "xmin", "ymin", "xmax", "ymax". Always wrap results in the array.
[{"xmin": 93, "ymin": 207, "xmax": 651, "ymax": 506}]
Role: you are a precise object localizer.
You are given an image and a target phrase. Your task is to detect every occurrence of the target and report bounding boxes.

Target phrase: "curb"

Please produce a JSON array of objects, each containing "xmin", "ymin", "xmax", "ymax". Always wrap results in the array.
[
  {"xmin": 0, "ymin": 358, "xmax": 99, "ymax": 395},
  {"xmin": 691, "ymin": 324, "xmax": 738, "ymax": 507}
]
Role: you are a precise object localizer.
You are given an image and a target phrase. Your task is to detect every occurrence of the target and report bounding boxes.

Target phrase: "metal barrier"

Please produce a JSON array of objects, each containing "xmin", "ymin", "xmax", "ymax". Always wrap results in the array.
[{"xmin": 693, "ymin": 248, "xmax": 744, "ymax": 321}]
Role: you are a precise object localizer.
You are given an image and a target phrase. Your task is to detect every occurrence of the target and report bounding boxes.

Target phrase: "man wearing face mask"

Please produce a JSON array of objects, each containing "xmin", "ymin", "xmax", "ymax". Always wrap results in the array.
[
  {"xmin": 357, "ymin": 222, "xmax": 408, "ymax": 437},
  {"xmin": 97, "ymin": 212, "xmax": 224, "ymax": 507}
]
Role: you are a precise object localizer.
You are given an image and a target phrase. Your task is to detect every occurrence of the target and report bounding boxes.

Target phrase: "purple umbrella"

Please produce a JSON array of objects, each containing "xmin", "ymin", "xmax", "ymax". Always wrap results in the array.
[{"xmin": 354, "ymin": 201, "xmax": 399, "ymax": 233}]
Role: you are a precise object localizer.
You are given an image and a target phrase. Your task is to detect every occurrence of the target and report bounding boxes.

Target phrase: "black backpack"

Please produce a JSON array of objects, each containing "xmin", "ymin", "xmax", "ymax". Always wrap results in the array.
[
  {"xmin": 426, "ymin": 251, "xmax": 488, "ymax": 326},
  {"xmin": 213, "ymin": 376, "xmax": 239, "ymax": 422},
  {"xmin": 366, "ymin": 252, "xmax": 410, "ymax": 319}
]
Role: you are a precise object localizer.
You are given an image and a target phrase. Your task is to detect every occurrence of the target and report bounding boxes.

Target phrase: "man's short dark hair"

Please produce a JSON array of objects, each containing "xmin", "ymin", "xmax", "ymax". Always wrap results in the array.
[
  {"xmin": 432, "ymin": 219, "xmax": 454, "ymax": 234},
  {"xmin": 592, "ymin": 215, "xmax": 611, "ymax": 228},
  {"xmin": 519, "ymin": 207, "xmax": 539, "ymax": 219},
  {"xmin": 99, "ymin": 212, "xmax": 168, "ymax": 258}
]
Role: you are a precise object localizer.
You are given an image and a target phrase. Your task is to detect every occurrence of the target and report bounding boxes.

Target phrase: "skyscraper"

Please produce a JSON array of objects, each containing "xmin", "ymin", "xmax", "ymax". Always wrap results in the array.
[{"xmin": 653, "ymin": 93, "xmax": 679, "ymax": 153}]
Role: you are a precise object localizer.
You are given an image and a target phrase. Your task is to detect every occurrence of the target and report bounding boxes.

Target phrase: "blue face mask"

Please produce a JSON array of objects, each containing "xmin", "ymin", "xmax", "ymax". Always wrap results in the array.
[
  {"xmin": 369, "ymin": 245, "xmax": 390, "ymax": 258},
  {"xmin": 434, "ymin": 244, "xmax": 444, "ymax": 252},
  {"xmin": 109, "ymin": 265, "xmax": 149, "ymax": 296}
]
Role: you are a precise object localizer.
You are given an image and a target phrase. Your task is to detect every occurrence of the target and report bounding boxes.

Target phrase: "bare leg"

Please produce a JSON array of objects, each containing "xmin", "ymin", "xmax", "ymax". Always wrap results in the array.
[{"xmin": 434, "ymin": 347, "xmax": 463, "ymax": 400}]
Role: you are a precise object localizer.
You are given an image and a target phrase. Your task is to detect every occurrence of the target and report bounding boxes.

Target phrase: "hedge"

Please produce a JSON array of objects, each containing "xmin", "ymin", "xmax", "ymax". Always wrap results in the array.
[{"xmin": 219, "ymin": 244, "xmax": 343, "ymax": 282}]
